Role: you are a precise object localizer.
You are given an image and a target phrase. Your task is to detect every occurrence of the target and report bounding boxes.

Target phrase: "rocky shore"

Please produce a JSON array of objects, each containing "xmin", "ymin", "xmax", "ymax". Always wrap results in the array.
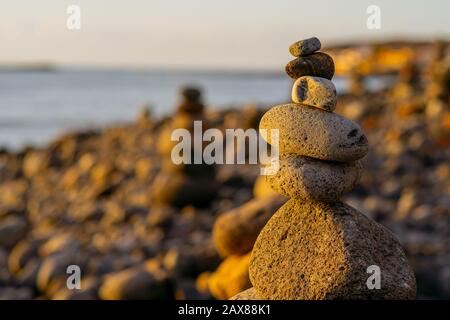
[{"xmin": 0, "ymin": 41, "xmax": 449, "ymax": 300}]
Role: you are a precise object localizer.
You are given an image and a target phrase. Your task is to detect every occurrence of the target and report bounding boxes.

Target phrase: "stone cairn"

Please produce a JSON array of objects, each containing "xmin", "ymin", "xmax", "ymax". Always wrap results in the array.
[
  {"xmin": 152, "ymin": 87, "xmax": 217, "ymax": 207},
  {"xmin": 232, "ymin": 37, "xmax": 416, "ymax": 300}
]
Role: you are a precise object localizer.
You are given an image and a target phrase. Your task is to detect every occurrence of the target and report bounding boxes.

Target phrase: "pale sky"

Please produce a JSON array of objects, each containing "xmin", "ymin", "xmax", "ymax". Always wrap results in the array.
[{"xmin": 0, "ymin": 0, "xmax": 449, "ymax": 70}]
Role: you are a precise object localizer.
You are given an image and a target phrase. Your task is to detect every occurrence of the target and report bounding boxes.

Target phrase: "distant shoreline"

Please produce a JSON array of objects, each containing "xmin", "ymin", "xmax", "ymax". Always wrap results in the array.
[{"xmin": 2, "ymin": 39, "xmax": 447, "ymax": 75}]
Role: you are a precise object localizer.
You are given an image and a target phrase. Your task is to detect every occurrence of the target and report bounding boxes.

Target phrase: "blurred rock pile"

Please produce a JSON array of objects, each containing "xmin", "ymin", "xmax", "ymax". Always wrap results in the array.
[
  {"xmin": 0, "ymin": 42, "xmax": 449, "ymax": 300},
  {"xmin": 340, "ymin": 41, "xmax": 450, "ymax": 299}
]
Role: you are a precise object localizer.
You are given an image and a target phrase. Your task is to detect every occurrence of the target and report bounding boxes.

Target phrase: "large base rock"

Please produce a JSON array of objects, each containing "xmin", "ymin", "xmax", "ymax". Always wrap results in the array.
[{"xmin": 249, "ymin": 199, "xmax": 416, "ymax": 300}]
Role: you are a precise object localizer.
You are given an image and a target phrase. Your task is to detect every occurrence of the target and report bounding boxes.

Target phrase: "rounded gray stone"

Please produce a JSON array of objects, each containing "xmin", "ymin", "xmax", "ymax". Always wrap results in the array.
[
  {"xmin": 291, "ymin": 76, "xmax": 337, "ymax": 111},
  {"xmin": 259, "ymin": 103, "xmax": 369, "ymax": 162},
  {"xmin": 289, "ymin": 37, "xmax": 321, "ymax": 57},
  {"xmin": 285, "ymin": 52, "xmax": 335, "ymax": 80},
  {"xmin": 265, "ymin": 155, "xmax": 362, "ymax": 201}
]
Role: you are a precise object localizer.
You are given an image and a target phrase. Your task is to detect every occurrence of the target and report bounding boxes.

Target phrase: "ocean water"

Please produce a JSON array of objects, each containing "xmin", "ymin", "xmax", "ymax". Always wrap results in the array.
[{"xmin": 0, "ymin": 69, "xmax": 388, "ymax": 149}]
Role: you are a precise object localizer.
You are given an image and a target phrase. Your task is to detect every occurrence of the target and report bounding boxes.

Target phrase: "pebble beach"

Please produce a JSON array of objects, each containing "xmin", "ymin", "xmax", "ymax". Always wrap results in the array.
[{"xmin": 0, "ymin": 41, "xmax": 449, "ymax": 300}]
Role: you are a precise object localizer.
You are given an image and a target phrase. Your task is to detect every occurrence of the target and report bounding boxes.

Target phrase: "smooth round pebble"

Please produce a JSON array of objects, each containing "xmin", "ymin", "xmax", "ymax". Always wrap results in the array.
[
  {"xmin": 285, "ymin": 52, "xmax": 335, "ymax": 80},
  {"xmin": 289, "ymin": 37, "xmax": 321, "ymax": 57},
  {"xmin": 291, "ymin": 76, "xmax": 337, "ymax": 111}
]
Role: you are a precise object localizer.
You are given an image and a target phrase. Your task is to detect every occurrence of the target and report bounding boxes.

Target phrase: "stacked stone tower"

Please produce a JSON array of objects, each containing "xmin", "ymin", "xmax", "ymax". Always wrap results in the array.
[
  {"xmin": 232, "ymin": 37, "xmax": 416, "ymax": 300},
  {"xmin": 152, "ymin": 87, "xmax": 217, "ymax": 207}
]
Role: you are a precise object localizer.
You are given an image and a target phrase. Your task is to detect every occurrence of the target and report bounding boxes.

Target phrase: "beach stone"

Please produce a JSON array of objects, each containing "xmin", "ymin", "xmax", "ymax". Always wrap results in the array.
[
  {"xmin": 289, "ymin": 37, "xmax": 321, "ymax": 57},
  {"xmin": 156, "ymin": 113, "xmax": 211, "ymax": 160},
  {"xmin": 39, "ymin": 233, "xmax": 81, "ymax": 257},
  {"xmin": 175, "ymin": 279, "xmax": 207, "ymax": 300},
  {"xmin": 178, "ymin": 102, "xmax": 204, "ymax": 114},
  {"xmin": 163, "ymin": 248, "xmax": 197, "ymax": 277},
  {"xmin": 22, "ymin": 151, "xmax": 51, "ymax": 178},
  {"xmin": 259, "ymin": 103, "xmax": 369, "ymax": 162},
  {"xmin": 249, "ymin": 199, "xmax": 417, "ymax": 300},
  {"xmin": 99, "ymin": 267, "xmax": 173, "ymax": 300},
  {"xmin": 136, "ymin": 105, "xmax": 152, "ymax": 127},
  {"xmin": 208, "ymin": 253, "xmax": 252, "ymax": 300},
  {"xmin": 53, "ymin": 277, "xmax": 100, "ymax": 300},
  {"xmin": 196, "ymin": 271, "xmax": 212, "ymax": 296},
  {"xmin": 285, "ymin": 52, "xmax": 335, "ymax": 80},
  {"xmin": 0, "ymin": 248, "xmax": 6, "ymax": 270},
  {"xmin": 291, "ymin": 76, "xmax": 337, "ymax": 111},
  {"xmin": 178, "ymin": 87, "xmax": 204, "ymax": 114},
  {"xmin": 152, "ymin": 172, "xmax": 218, "ymax": 208},
  {"xmin": 265, "ymin": 155, "xmax": 362, "ymax": 201},
  {"xmin": 147, "ymin": 206, "xmax": 175, "ymax": 229},
  {"xmin": 213, "ymin": 195, "xmax": 286, "ymax": 257},
  {"xmin": 8, "ymin": 240, "xmax": 41, "ymax": 274},
  {"xmin": 36, "ymin": 252, "xmax": 84, "ymax": 293},
  {"xmin": 181, "ymin": 87, "xmax": 202, "ymax": 102},
  {"xmin": 229, "ymin": 287, "xmax": 262, "ymax": 300},
  {"xmin": 0, "ymin": 215, "xmax": 27, "ymax": 249},
  {"xmin": 36, "ymin": 252, "xmax": 82, "ymax": 294},
  {"xmin": 14, "ymin": 259, "xmax": 41, "ymax": 287}
]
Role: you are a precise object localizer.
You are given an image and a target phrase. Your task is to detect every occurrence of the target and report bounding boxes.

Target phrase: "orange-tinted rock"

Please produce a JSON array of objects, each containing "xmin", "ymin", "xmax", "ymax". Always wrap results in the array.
[{"xmin": 249, "ymin": 199, "xmax": 417, "ymax": 300}]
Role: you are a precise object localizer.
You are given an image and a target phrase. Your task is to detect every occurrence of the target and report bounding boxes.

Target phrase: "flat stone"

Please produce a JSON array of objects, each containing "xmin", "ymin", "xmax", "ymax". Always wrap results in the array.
[
  {"xmin": 229, "ymin": 287, "xmax": 262, "ymax": 300},
  {"xmin": 249, "ymin": 199, "xmax": 417, "ymax": 300},
  {"xmin": 289, "ymin": 37, "xmax": 321, "ymax": 57},
  {"xmin": 285, "ymin": 52, "xmax": 335, "ymax": 80},
  {"xmin": 259, "ymin": 103, "xmax": 369, "ymax": 162},
  {"xmin": 292, "ymin": 76, "xmax": 337, "ymax": 111},
  {"xmin": 212, "ymin": 195, "xmax": 286, "ymax": 257},
  {"xmin": 265, "ymin": 155, "xmax": 362, "ymax": 201}
]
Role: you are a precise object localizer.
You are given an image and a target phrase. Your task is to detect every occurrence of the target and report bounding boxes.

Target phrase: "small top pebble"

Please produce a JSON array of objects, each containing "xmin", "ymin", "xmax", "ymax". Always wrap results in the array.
[{"xmin": 289, "ymin": 37, "xmax": 321, "ymax": 57}]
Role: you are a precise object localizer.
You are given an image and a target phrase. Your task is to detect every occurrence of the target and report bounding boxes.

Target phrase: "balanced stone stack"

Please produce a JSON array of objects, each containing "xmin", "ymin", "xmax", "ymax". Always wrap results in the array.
[
  {"xmin": 232, "ymin": 37, "xmax": 416, "ymax": 300},
  {"xmin": 152, "ymin": 87, "xmax": 218, "ymax": 207}
]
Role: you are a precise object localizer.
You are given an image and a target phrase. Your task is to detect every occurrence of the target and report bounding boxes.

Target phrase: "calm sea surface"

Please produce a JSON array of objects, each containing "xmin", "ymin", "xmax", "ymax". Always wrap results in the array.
[{"xmin": 0, "ymin": 69, "xmax": 388, "ymax": 149}]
